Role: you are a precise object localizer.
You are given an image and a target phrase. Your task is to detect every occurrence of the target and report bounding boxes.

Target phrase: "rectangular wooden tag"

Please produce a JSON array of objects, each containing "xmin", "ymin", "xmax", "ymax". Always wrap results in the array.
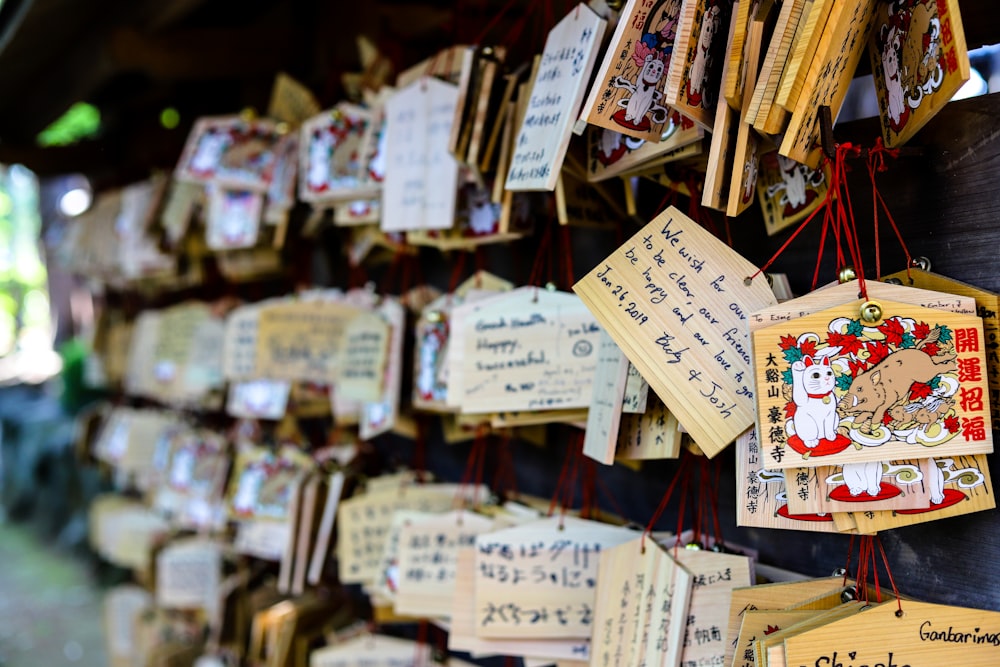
[
  {"xmin": 577, "ymin": 0, "xmax": 682, "ymax": 142},
  {"xmin": 583, "ymin": 329, "xmax": 631, "ymax": 464},
  {"xmin": 381, "ymin": 77, "xmax": 461, "ymax": 232},
  {"xmin": 474, "ymin": 516, "xmax": 635, "ymax": 639},
  {"xmin": 779, "ymin": 0, "xmax": 879, "ymax": 167},
  {"xmin": 590, "ymin": 538, "xmax": 694, "ymax": 667},
  {"xmin": 394, "ymin": 510, "xmax": 495, "ymax": 619},
  {"xmin": 574, "ymin": 205, "xmax": 777, "ymax": 456},
  {"xmin": 849, "ymin": 453, "xmax": 995, "ymax": 533},
  {"xmin": 724, "ymin": 576, "xmax": 848, "ymax": 667},
  {"xmin": 674, "ymin": 549, "xmax": 754, "ymax": 667},
  {"xmin": 618, "ymin": 392, "xmax": 682, "ymax": 460},
  {"xmin": 665, "ymin": 0, "xmax": 736, "ymax": 130},
  {"xmin": 254, "ymin": 300, "xmax": 363, "ymax": 383},
  {"xmin": 336, "ymin": 483, "xmax": 488, "ymax": 585},
  {"xmin": 869, "ymin": 0, "xmax": 969, "ymax": 147},
  {"xmin": 505, "ymin": 3, "xmax": 606, "ymax": 191},
  {"xmin": 784, "ymin": 600, "xmax": 1000, "ymax": 667},
  {"xmin": 701, "ymin": 1, "xmax": 742, "ymax": 211},
  {"xmin": 460, "ymin": 287, "xmax": 602, "ymax": 414},
  {"xmin": 623, "ymin": 362, "xmax": 650, "ymax": 414}
]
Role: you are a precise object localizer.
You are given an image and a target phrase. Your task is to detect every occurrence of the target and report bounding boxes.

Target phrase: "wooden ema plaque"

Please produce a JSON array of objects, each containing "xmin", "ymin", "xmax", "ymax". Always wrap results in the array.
[
  {"xmin": 754, "ymin": 298, "xmax": 993, "ymax": 470},
  {"xmin": 585, "ymin": 119, "xmax": 703, "ymax": 183},
  {"xmin": 574, "ymin": 206, "xmax": 777, "ymax": 457},
  {"xmin": 724, "ymin": 576, "xmax": 850, "ymax": 667},
  {"xmin": 755, "ymin": 150, "xmax": 830, "ymax": 237},
  {"xmin": 784, "ymin": 600, "xmax": 1000, "ymax": 667},
  {"xmin": 849, "ymin": 452, "xmax": 995, "ymax": 533},
  {"xmin": 733, "ymin": 425, "xmax": 841, "ymax": 532},
  {"xmin": 505, "ymin": 3, "xmax": 606, "ymax": 191},
  {"xmin": 775, "ymin": 0, "xmax": 833, "ymax": 114},
  {"xmin": 589, "ymin": 538, "xmax": 693, "ymax": 667},
  {"xmin": 784, "ymin": 458, "xmax": 935, "ymax": 515},
  {"xmin": 779, "ymin": 0, "xmax": 879, "ymax": 168},
  {"xmin": 381, "ymin": 77, "xmax": 461, "ymax": 232},
  {"xmin": 474, "ymin": 516, "xmax": 634, "ymax": 639},
  {"xmin": 701, "ymin": 1, "xmax": 740, "ymax": 212},
  {"xmin": 869, "ymin": 0, "xmax": 969, "ymax": 148},
  {"xmin": 665, "ymin": 0, "xmax": 736, "ymax": 130},
  {"xmin": 583, "ymin": 328, "xmax": 631, "ymax": 465},
  {"xmin": 459, "ymin": 287, "xmax": 602, "ymax": 414},
  {"xmin": 745, "ymin": 0, "xmax": 807, "ymax": 133},
  {"xmin": 577, "ymin": 0, "xmax": 684, "ymax": 143}
]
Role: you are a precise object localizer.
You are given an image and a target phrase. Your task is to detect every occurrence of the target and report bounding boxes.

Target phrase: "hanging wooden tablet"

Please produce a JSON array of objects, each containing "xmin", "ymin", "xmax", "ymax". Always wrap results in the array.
[
  {"xmin": 574, "ymin": 205, "xmax": 778, "ymax": 457},
  {"xmin": 307, "ymin": 470, "xmax": 346, "ymax": 585},
  {"xmin": 623, "ymin": 362, "xmax": 650, "ymax": 413},
  {"xmin": 372, "ymin": 509, "xmax": 435, "ymax": 604},
  {"xmin": 309, "ymin": 633, "xmax": 433, "ymax": 667},
  {"xmin": 175, "ymin": 116, "xmax": 284, "ymax": 190},
  {"xmin": 756, "ymin": 601, "xmax": 868, "ymax": 666},
  {"xmin": 585, "ymin": 117, "xmax": 703, "ymax": 182},
  {"xmin": 583, "ymin": 330, "xmax": 631, "ymax": 465},
  {"xmin": 785, "ymin": 600, "xmax": 1000, "ymax": 667},
  {"xmin": 784, "ymin": 458, "xmax": 935, "ymax": 516},
  {"xmin": 474, "ymin": 516, "xmax": 635, "ymax": 639},
  {"xmin": 381, "ymin": 77, "xmax": 461, "ymax": 232},
  {"xmin": 774, "ymin": 0, "xmax": 830, "ymax": 112},
  {"xmin": 735, "ymin": 428, "xmax": 840, "ymax": 532},
  {"xmin": 336, "ymin": 483, "xmax": 488, "ymax": 585},
  {"xmin": 465, "ymin": 48, "xmax": 507, "ymax": 177},
  {"xmin": 723, "ymin": 576, "xmax": 849, "ymax": 667},
  {"xmin": 850, "ymin": 452, "xmax": 995, "ymax": 533},
  {"xmin": 672, "ymin": 549, "xmax": 754, "ymax": 667},
  {"xmin": 555, "ymin": 169, "xmax": 625, "ymax": 229},
  {"xmin": 577, "ymin": 0, "xmax": 684, "ymax": 143},
  {"xmin": 870, "ymin": 0, "xmax": 969, "ymax": 148},
  {"xmin": 664, "ymin": 0, "xmax": 735, "ymax": 130},
  {"xmin": 779, "ymin": 0, "xmax": 879, "ymax": 168},
  {"xmin": 754, "ymin": 298, "xmax": 993, "ymax": 470},
  {"xmin": 505, "ymin": 3, "xmax": 607, "ymax": 191},
  {"xmin": 749, "ymin": 0, "xmax": 806, "ymax": 135},
  {"xmin": 725, "ymin": 18, "xmax": 763, "ymax": 218},
  {"xmin": 360, "ymin": 297, "xmax": 405, "ymax": 440},
  {"xmin": 881, "ymin": 268, "xmax": 1000, "ymax": 431},
  {"xmin": 701, "ymin": 2, "xmax": 741, "ymax": 211},
  {"xmin": 733, "ymin": 608, "xmax": 825, "ymax": 667},
  {"xmin": 589, "ymin": 538, "xmax": 694, "ymax": 667},
  {"xmin": 334, "ymin": 311, "xmax": 390, "ymax": 402},
  {"xmin": 156, "ymin": 538, "xmax": 223, "ymax": 613},
  {"xmin": 755, "ymin": 150, "xmax": 829, "ymax": 237},
  {"xmin": 459, "ymin": 287, "xmax": 602, "ymax": 414},
  {"xmin": 394, "ymin": 510, "xmax": 495, "ymax": 618},
  {"xmin": 449, "ymin": 47, "xmax": 483, "ymax": 158},
  {"xmin": 722, "ymin": 0, "xmax": 760, "ymax": 112},
  {"xmin": 449, "ymin": 548, "xmax": 592, "ymax": 662},
  {"xmin": 446, "ymin": 287, "xmax": 516, "ymax": 408},
  {"xmin": 618, "ymin": 392, "xmax": 682, "ymax": 460},
  {"xmin": 298, "ymin": 104, "xmax": 377, "ymax": 204}
]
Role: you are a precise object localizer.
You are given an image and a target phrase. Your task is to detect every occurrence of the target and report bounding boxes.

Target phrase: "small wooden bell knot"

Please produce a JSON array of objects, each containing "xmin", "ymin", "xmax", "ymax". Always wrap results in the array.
[
  {"xmin": 426, "ymin": 310, "xmax": 443, "ymax": 323},
  {"xmin": 239, "ymin": 107, "xmax": 257, "ymax": 122},
  {"xmin": 883, "ymin": 277, "xmax": 903, "ymax": 285},
  {"xmin": 275, "ymin": 121, "xmax": 290, "ymax": 135},
  {"xmin": 544, "ymin": 281, "xmax": 558, "ymax": 292},
  {"xmin": 911, "ymin": 256, "xmax": 931, "ymax": 271},
  {"xmin": 606, "ymin": 0, "xmax": 626, "ymax": 10},
  {"xmin": 860, "ymin": 301, "xmax": 883, "ymax": 324},
  {"xmin": 895, "ymin": 609, "xmax": 905, "ymax": 618},
  {"xmin": 838, "ymin": 266, "xmax": 857, "ymax": 283}
]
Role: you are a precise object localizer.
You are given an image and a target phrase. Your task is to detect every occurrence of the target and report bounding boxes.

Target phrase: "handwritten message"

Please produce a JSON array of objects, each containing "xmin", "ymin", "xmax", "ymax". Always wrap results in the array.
[
  {"xmin": 254, "ymin": 300, "xmax": 363, "ymax": 383},
  {"xmin": 590, "ymin": 539, "xmax": 692, "ymax": 667},
  {"xmin": 622, "ymin": 362, "xmax": 649, "ymax": 414},
  {"xmin": 460, "ymin": 288, "xmax": 602, "ymax": 414},
  {"xmin": 382, "ymin": 78, "xmax": 461, "ymax": 232},
  {"xmin": 474, "ymin": 516, "xmax": 634, "ymax": 639},
  {"xmin": 505, "ymin": 3, "xmax": 606, "ymax": 191},
  {"xmin": 335, "ymin": 312, "xmax": 389, "ymax": 401},
  {"xmin": 574, "ymin": 206, "xmax": 777, "ymax": 456}
]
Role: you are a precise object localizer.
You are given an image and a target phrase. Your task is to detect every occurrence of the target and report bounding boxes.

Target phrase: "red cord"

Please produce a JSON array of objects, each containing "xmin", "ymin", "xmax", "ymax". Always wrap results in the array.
[{"xmin": 641, "ymin": 455, "xmax": 692, "ymax": 553}]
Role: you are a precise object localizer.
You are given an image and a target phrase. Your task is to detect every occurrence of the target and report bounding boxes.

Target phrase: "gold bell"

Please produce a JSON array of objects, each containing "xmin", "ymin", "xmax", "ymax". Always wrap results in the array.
[
  {"xmin": 838, "ymin": 266, "xmax": 857, "ymax": 283},
  {"xmin": 860, "ymin": 301, "xmax": 883, "ymax": 324}
]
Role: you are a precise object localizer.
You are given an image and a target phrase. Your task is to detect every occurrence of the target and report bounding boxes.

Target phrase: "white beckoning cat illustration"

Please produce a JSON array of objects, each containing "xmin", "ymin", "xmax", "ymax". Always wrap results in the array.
[
  {"xmin": 928, "ymin": 458, "xmax": 945, "ymax": 505},
  {"xmin": 791, "ymin": 355, "xmax": 838, "ymax": 448},
  {"xmin": 842, "ymin": 461, "xmax": 883, "ymax": 497}
]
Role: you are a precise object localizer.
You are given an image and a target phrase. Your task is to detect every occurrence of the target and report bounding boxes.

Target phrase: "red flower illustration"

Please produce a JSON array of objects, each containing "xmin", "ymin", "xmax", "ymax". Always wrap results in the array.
[
  {"xmin": 779, "ymin": 334, "xmax": 797, "ymax": 350},
  {"xmin": 909, "ymin": 381, "xmax": 933, "ymax": 401},
  {"xmin": 827, "ymin": 331, "xmax": 864, "ymax": 356},
  {"xmin": 878, "ymin": 317, "xmax": 906, "ymax": 346},
  {"xmin": 944, "ymin": 415, "xmax": 960, "ymax": 433}
]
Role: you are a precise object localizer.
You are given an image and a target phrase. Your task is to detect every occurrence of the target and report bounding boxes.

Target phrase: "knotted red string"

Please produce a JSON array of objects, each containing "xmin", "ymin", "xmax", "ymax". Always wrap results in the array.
[{"xmin": 641, "ymin": 454, "xmax": 692, "ymax": 553}]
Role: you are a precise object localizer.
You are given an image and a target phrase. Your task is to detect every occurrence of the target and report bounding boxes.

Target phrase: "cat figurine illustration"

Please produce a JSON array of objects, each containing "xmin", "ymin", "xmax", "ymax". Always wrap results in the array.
[
  {"xmin": 842, "ymin": 460, "xmax": 883, "ymax": 497},
  {"xmin": 928, "ymin": 458, "xmax": 946, "ymax": 505},
  {"xmin": 791, "ymin": 355, "xmax": 838, "ymax": 448}
]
